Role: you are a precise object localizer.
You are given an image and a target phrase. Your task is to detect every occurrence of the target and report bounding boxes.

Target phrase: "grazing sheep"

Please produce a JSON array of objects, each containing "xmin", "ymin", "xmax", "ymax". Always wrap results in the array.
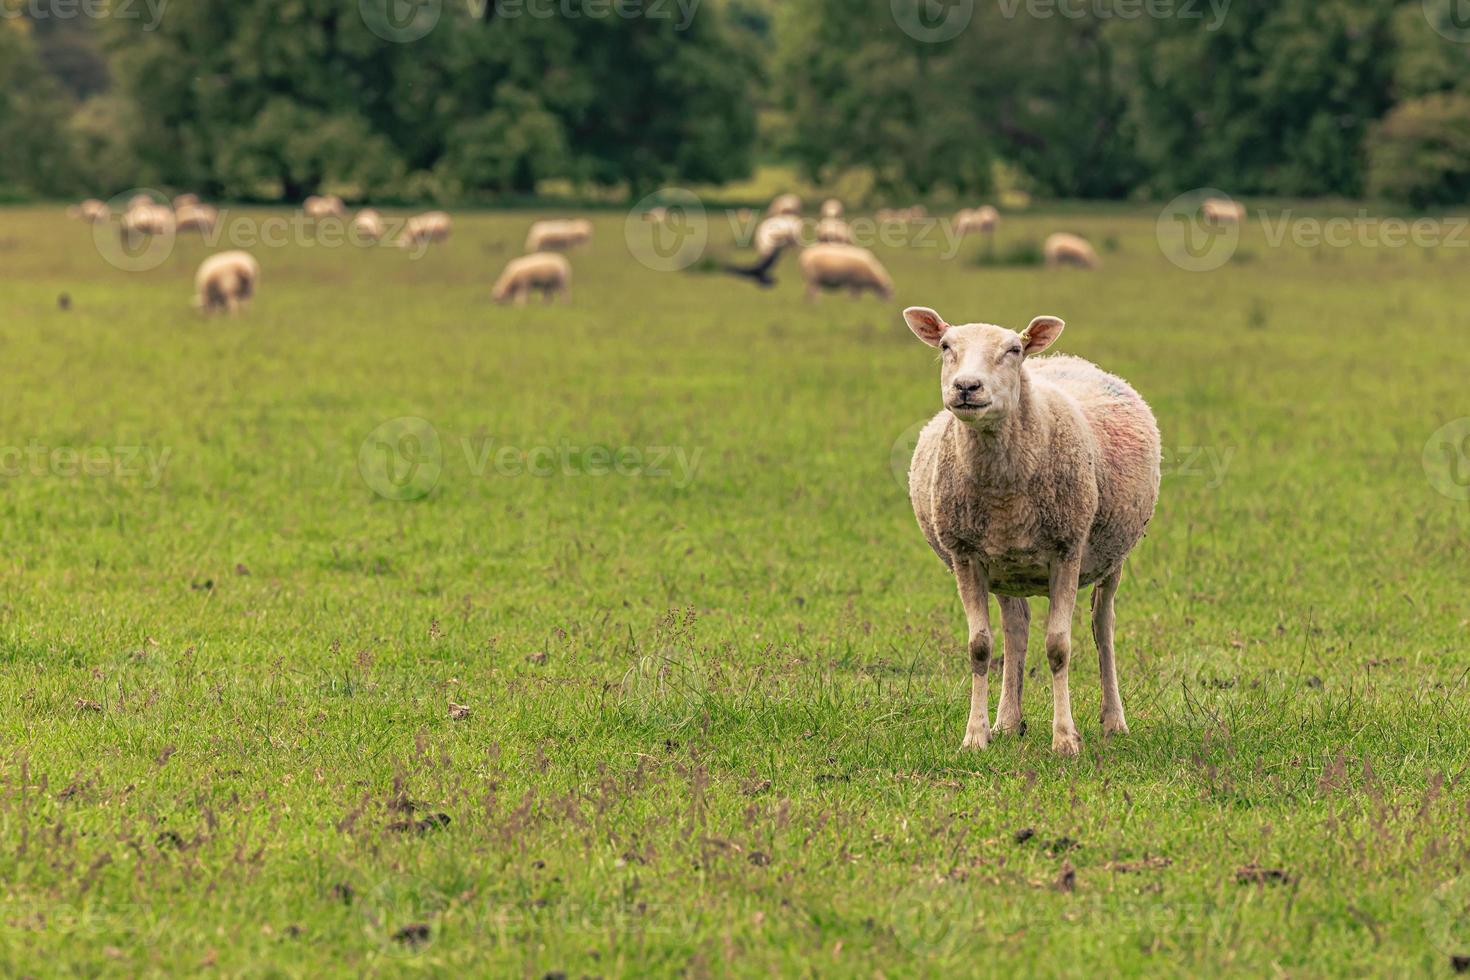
[
  {"xmin": 491, "ymin": 252, "xmax": 572, "ymax": 306},
  {"xmin": 798, "ymin": 243, "xmax": 893, "ymax": 300},
  {"xmin": 956, "ymin": 205, "xmax": 999, "ymax": 237},
  {"xmin": 193, "ymin": 251, "xmax": 260, "ymax": 316},
  {"xmin": 525, "ymin": 219, "xmax": 593, "ymax": 253},
  {"xmin": 1201, "ymin": 197, "xmax": 1246, "ymax": 224},
  {"xmin": 303, "ymin": 195, "xmax": 346, "ymax": 220},
  {"xmin": 903, "ymin": 306, "xmax": 1160, "ymax": 755},
  {"xmin": 820, "ymin": 199, "xmax": 844, "ymax": 219},
  {"xmin": 173, "ymin": 193, "xmax": 200, "ymax": 209},
  {"xmin": 1044, "ymin": 233, "xmax": 1100, "ymax": 270},
  {"xmin": 175, "ymin": 202, "xmax": 218, "ymax": 234},
  {"xmin": 352, "ymin": 208, "xmax": 385, "ymax": 242},
  {"xmin": 816, "ymin": 216, "xmax": 854, "ymax": 244},
  {"xmin": 753, "ymin": 214, "xmax": 804, "ymax": 257},
  {"xmin": 767, "ymin": 193, "xmax": 802, "ymax": 217},
  {"xmin": 120, "ymin": 202, "xmax": 175, "ymax": 245},
  {"xmin": 397, "ymin": 210, "xmax": 452, "ymax": 248},
  {"xmin": 69, "ymin": 199, "xmax": 109, "ymax": 223},
  {"xmin": 126, "ymin": 193, "xmax": 156, "ymax": 212}
]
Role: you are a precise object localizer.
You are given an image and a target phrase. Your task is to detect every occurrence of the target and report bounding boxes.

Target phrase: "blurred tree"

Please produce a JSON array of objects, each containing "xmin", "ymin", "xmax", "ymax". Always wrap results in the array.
[
  {"xmin": 1367, "ymin": 92, "xmax": 1470, "ymax": 207},
  {"xmin": 0, "ymin": 18, "xmax": 78, "ymax": 199}
]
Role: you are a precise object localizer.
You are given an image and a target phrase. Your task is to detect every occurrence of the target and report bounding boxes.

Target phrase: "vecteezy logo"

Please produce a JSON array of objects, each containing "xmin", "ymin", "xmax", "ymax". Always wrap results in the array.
[
  {"xmin": 889, "ymin": 879, "xmax": 979, "ymax": 956},
  {"xmin": 890, "ymin": 420, "xmax": 930, "ymax": 494},
  {"xmin": 625, "ymin": 188, "xmax": 708, "ymax": 272},
  {"xmin": 358, "ymin": 417, "xmax": 443, "ymax": 501},
  {"xmin": 1156, "ymin": 188, "xmax": 1241, "ymax": 272},
  {"xmin": 1424, "ymin": 418, "xmax": 1470, "ymax": 501},
  {"xmin": 361, "ymin": 0, "xmax": 442, "ymax": 42},
  {"xmin": 1422, "ymin": 876, "xmax": 1470, "ymax": 960},
  {"xmin": 891, "ymin": 0, "xmax": 974, "ymax": 43},
  {"xmin": 95, "ymin": 189, "xmax": 175, "ymax": 273},
  {"xmin": 1425, "ymin": 0, "xmax": 1470, "ymax": 43}
]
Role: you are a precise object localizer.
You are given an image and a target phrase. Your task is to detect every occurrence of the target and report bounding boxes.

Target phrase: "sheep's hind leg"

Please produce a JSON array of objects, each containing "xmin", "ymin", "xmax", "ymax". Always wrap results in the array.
[
  {"xmin": 1045, "ymin": 558, "xmax": 1083, "ymax": 756},
  {"xmin": 994, "ymin": 596, "xmax": 1029, "ymax": 737},
  {"xmin": 1093, "ymin": 568, "xmax": 1128, "ymax": 736},
  {"xmin": 954, "ymin": 560, "xmax": 993, "ymax": 751}
]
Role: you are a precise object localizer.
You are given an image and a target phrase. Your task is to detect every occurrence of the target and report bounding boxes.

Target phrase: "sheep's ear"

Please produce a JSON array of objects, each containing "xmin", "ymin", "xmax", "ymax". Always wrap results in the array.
[
  {"xmin": 904, "ymin": 307, "xmax": 949, "ymax": 347},
  {"xmin": 1020, "ymin": 316, "xmax": 1064, "ymax": 356}
]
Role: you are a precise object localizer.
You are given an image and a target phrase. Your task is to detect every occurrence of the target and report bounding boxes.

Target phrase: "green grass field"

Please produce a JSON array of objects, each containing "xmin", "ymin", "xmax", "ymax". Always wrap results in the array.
[{"xmin": 2, "ymin": 201, "xmax": 1469, "ymax": 977}]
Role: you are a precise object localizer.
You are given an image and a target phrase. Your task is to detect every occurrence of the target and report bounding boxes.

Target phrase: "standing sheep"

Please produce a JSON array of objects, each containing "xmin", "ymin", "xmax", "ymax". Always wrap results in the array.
[
  {"xmin": 193, "ymin": 251, "xmax": 260, "ymax": 316},
  {"xmin": 352, "ymin": 208, "xmax": 386, "ymax": 242},
  {"xmin": 175, "ymin": 202, "xmax": 219, "ymax": 234},
  {"xmin": 767, "ymin": 193, "xmax": 802, "ymax": 217},
  {"xmin": 1201, "ymin": 198, "xmax": 1246, "ymax": 224},
  {"xmin": 815, "ymin": 216, "xmax": 854, "ymax": 245},
  {"xmin": 304, "ymin": 195, "xmax": 346, "ymax": 220},
  {"xmin": 753, "ymin": 214, "xmax": 804, "ymax": 257},
  {"xmin": 820, "ymin": 199, "xmax": 844, "ymax": 219},
  {"xmin": 121, "ymin": 202, "xmax": 175, "ymax": 246},
  {"xmin": 955, "ymin": 205, "xmax": 999, "ymax": 237},
  {"xmin": 1044, "ymin": 233, "xmax": 1100, "ymax": 270},
  {"xmin": 798, "ymin": 244, "xmax": 893, "ymax": 301},
  {"xmin": 525, "ymin": 219, "xmax": 593, "ymax": 253},
  {"xmin": 491, "ymin": 253, "xmax": 572, "ymax": 306},
  {"xmin": 397, "ymin": 210, "xmax": 452, "ymax": 248},
  {"xmin": 69, "ymin": 199, "xmax": 110, "ymax": 223},
  {"xmin": 903, "ymin": 306, "xmax": 1160, "ymax": 755}
]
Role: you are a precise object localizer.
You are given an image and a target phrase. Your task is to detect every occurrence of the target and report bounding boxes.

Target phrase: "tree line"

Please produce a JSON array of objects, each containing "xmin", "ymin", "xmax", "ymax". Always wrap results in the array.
[{"xmin": 2, "ymin": 0, "xmax": 1469, "ymax": 206}]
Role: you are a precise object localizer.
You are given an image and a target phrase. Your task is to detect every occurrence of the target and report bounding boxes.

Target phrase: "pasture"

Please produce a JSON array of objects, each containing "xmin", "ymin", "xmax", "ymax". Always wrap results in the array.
[{"xmin": 1, "ymin": 202, "xmax": 1468, "ymax": 976}]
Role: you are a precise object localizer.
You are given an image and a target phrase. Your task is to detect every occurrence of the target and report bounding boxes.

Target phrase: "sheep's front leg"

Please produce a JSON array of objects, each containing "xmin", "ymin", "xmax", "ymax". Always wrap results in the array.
[
  {"xmin": 1093, "ymin": 568, "xmax": 1128, "ymax": 736},
  {"xmin": 1045, "ymin": 558, "xmax": 1083, "ymax": 756},
  {"xmin": 994, "ymin": 596, "xmax": 1029, "ymax": 737},
  {"xmin": 955, "ymin": 559, "xmax": 993, "ymax": 751}
]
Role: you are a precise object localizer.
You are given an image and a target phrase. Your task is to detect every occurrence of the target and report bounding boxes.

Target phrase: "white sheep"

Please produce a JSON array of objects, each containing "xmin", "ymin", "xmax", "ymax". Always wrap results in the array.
[
  {"xmin": 303, "ymin": 195, "xmax": 346, "ymax": 219},
  {"xmin": 767, "ymin": 193, "xmax": 802, "ymax": 217},
  {"xmin": 194, "ymin": 251, "xmax": 260, "ymax": 316},
  {"xmin": 1044, "ymin": 232, "xmax": 1100, "ymax": 270},
  {"xmin": 120, "ymin": 202, "xmax": 175, "ymax": 245},
  {"xmin": 69, "ymin": 199, "xmax": 109, "ymax": 223},
  {"xmin": 352, "ymin": 208, "xmax": 385, "ymax": 242},
  {"xmin": 525, "ymin": 219, "xmax": 593, "ymax": 253},
  {"xmin": 397, "ymin": 210, "xmax": 452, "ymax": 248},
  {"xmin": 815, "ymin": 216, "xmax": 853, "ymax": 245},
  {"xmin": 820, "ymin": 198, "xmax": 844, "ymax": 219},
  {"xmin": 753, "ymin": 214, "xmax": 804, "ymax": 257},
  {"xmin": 175, "ymin": 202, "xmax": 218, "ymax": 234},
  {"xmin": 903, "ymin": 306, "xmax": 1160, "ymax": 755},
  {"xmin": 955, "ymin": 205, "xmax": 999, "ymax": 237},
  {"xmin": 798, "ymin": 243, "xmax": 893, "ymax": 300},
  {"xmin": 1201, "ymin": 198, "xmax": 1245, "ymax": 224},
  {"xmin": 173, "ymin": 193, "xmax": 200, "ymax": 209},
  {"xmin": 492, "ymin": 252, "xmax": 572, "ymax": 305}
]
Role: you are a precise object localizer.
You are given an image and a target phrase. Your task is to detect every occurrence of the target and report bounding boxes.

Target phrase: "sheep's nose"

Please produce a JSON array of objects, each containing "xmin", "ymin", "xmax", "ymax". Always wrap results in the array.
[{"xmin": 952, "ymin": 377, "xmax": 984, "ymax": 394}]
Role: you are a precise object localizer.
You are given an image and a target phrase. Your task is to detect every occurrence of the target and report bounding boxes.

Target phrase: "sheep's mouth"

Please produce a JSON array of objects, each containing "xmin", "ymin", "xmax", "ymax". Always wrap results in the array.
[{"xmin": 949, "ymin": 400, "xmax": 992, "ymax": 414}]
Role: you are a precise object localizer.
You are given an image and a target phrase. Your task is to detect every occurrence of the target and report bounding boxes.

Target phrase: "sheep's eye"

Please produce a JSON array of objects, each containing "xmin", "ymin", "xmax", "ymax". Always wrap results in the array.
[
  {"xmin": 1007, "ymin": 346, "xmax": 1023, "ymax": 356},
  {"xmin": 940, "ymin": 343, "xmax": 952, "ymax": 354}
]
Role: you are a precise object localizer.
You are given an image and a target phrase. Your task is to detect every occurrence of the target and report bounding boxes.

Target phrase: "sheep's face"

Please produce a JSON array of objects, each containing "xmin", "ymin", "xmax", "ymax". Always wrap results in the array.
[{"xmin": 903, "ymin": 307, "xmax": 1064, "ymax": 427}]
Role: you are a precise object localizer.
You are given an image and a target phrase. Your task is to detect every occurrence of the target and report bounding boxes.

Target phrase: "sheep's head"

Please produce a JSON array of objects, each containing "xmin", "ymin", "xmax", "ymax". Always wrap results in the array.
[{"xmin": 904, "ymin": 307, "xmax": 1064, "ymax": 426}]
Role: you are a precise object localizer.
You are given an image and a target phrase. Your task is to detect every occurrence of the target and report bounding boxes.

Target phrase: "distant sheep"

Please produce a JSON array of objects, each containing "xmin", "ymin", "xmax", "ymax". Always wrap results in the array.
[
  {"xmin": 816, "ymin": 216, "xmax": 854, "ymax": 244},
  {"xmin": 175, "ymin": 202, "xmax": 218, "ymax": 234},
  {"xmin": 397, "ymin": 210, "xmax": 452, "ymax": 248},
  {"xmin": 767, "ymin": 193, "xmax": 802, "ymax": 217},
  {"xmin": 194, "ymin": 251, "xmax": 260, "ymax": 316},
  {"xmin": 1201, "ymin": 197, "xmax": 1245, "ymax": 224},
  {"xmin": 642, "ymin": 206, "xmax": 669, "ymax": 224},
  {"xmin": 304, "ymin": 195, "xmax": 346, "ymax": 219},
  {"xmin": 352, "ymin": 208, "xmax": 385, "ymax": 242},
  {"xmin": 902, "ymin": 306, "xmax": 1160, "ymax": 755},
  {"xmin": 798, "ymin": 244, "xmax": 893, "ymax": 300},
  {"xmin": 1044, "ymin": 233, "xmax": 1100, "ymax": 270},
  {"xmin": 525, "ymin": 219, "xmax": 593, "ymax": 253},
  {"xmin": 753, "ymin": 214, "xmax": 803, "ymax": 257},
  {"xmin": 955, "ymin": 205, "xmax": 999, "ymax": 237},
  {"xmin": 492, "ymin": 252, "xmax": 571, "ymax": 306},
  {"xmin": 69, "ymin": 199, "xmax": 109, "ymax": 223},
  {"xmin": 121, "ymin": 202, "xmax": 175, "ymax": 244},
  {"xmin": 173, "ymin": 193, "xmax": 200, "ymax": 209},
  {"xmin": 820, "ymin": 199, "xmax": 844, "ymax": 219}
]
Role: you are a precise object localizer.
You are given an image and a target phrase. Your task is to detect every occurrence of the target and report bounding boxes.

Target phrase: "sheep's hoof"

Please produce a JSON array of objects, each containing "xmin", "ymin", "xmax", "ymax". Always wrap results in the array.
[
  {"xmin": 1101, "ymin": 716, "xmax": 1130, "ymax": 737},
  {"xmin": 1052, "ymin": 730, "xmax": 1082, "ymax": 757},
  {"xmin": 960, "ymin": 728, "xmax": 991, "ymax": 751},
  {"xmin": 994, "ymin": 714, "xmax": 1026, "ymax": 738}
]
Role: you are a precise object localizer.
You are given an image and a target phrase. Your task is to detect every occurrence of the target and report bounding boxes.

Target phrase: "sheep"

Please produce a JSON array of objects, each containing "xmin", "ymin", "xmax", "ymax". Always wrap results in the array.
[
  {"xmin": 525, "ymin": 219, "xmax": 593, "ymax": 253},
  {"xmin": 955, "ymin": 205, "xmax": 999, "ymax": 237},
  {"xmin": 303, "ymin": 195, "xmax": 346, "ymax": 219},
  {"xmin": 120, "ymin": 202, "xmax": 175, "ymax": 245},
  {"xmin": 175, "ymin": 202, "xmax": 218, "ymax": 234},
  {"xmin": 173, "ymin": 193, "xmax": 200, "ymax": 209},
  {"xmin": 820, "ymin": 198, "xmax": 844, "ymax": 219},
  {"xmin": 1044, "ymin": 232, "xmax": 1100, "ymax": 270},
  {"xmin": 815, "ymin": 216, "xmax": 854, "ymax": 244},
  {"xmin": 491, "ymin": 252, "xmax": 572, "ymax": 306},
  {"xmin": 352, "ymin": 208, "xmax": 385, "ymax": 242},
  {"xmin": 193, "ymin": 250, "xmax": 260, "ymax": 316},
  {"xmin": 1201, "ymin": 197, "xmax": 1246, "ymax": 224},
  {"xmin": 68, "ymin": 199, "xmax": 109, "ymax": 223},
  {"xmin": 766, "ymin": 193, "xmax": 802, "ymax": 217},
  {"xmin": 798, "ymin": 243, "xmax": 893, "ymax": 301},
  {"xmin": 126, "ymin": 193, "xmax": 156, "ymax": 212},
  {"xmin": 753, "ymin": 214, "xmax": 804, "ymax": 257},
  {"xmin": 902, "ymin": 306, "xmax": 1160, "ymax": 755},
  {"xmin": 642, "ymin": 206, "xmax": 669, "ymax": 224},
  {"xmin": 397, "ymin": 210, "xmax": 452, "ymax": 249}
]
